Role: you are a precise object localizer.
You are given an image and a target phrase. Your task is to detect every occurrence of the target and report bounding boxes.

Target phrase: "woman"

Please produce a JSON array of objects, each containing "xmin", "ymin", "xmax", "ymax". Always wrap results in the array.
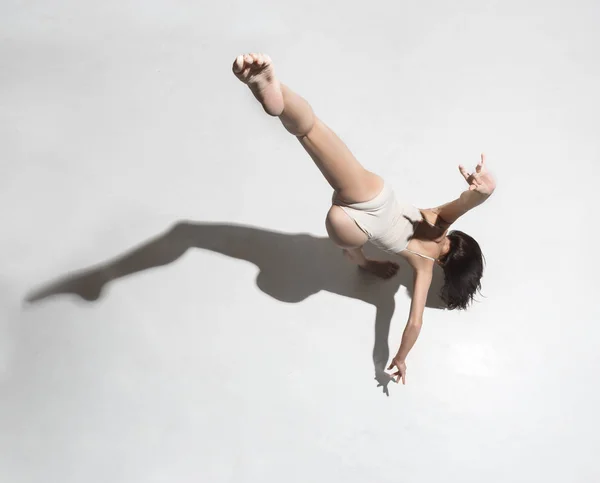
[{"xmin": 232, "ymin": 53, "xmax": 496, "ymax": 385}]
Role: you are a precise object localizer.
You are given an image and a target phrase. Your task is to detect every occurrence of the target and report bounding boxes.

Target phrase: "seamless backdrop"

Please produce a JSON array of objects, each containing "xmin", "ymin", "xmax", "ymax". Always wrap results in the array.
[{"xmin": 1, "ymin": 1, "xmax": 599, "ymax": 482}]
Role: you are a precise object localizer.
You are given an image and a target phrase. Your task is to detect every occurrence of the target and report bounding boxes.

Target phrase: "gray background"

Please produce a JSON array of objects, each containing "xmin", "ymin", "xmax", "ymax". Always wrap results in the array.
[{"xmin": 1, "ymin": 0, "xmax": 599, "ymax": 482}]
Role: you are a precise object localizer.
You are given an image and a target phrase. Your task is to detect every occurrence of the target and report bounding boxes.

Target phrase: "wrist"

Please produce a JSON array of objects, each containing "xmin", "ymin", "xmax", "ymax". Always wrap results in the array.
[
  {"xmin": 461, "ymin": 189, "xmax": 487, "ymax": 206},
  {"xmin": 394, "ymin": 351, "xmax": 406, "ymax": 363}
]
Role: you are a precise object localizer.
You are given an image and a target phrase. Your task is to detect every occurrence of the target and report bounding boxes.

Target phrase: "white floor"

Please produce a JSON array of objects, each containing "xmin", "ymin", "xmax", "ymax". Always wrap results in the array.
[{"xmin": 2, "ymin": 1, "xmax": 599, "ymax": 482}]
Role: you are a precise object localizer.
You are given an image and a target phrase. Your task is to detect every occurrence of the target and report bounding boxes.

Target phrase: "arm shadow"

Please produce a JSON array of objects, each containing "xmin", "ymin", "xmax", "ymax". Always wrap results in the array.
[{"xmin": 24, "ymin": 221, "xmax": 447, "ymax": 395}]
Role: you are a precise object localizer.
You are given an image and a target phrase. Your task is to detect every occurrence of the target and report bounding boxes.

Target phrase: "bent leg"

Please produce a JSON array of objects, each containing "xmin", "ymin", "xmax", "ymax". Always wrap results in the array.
[
  {"xmin": 344, "ymin": 247, "xmax": 399, "ymax": 280},
  {"xmin": 326, "ymin": 205, "xmax": 399, "ymax": 280}
]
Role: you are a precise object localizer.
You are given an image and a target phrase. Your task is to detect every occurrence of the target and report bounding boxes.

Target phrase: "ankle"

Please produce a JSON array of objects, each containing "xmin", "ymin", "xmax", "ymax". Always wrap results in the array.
[{"xmin": 343, "ymin": 248, "xmax": 368, "ymax": 266}]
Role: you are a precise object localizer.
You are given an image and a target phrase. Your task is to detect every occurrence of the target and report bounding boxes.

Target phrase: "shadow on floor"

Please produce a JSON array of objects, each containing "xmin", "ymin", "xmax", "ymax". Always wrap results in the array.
[{"xmin": 25, "ymin": 221, "xmax": 446, "ymax": 395}]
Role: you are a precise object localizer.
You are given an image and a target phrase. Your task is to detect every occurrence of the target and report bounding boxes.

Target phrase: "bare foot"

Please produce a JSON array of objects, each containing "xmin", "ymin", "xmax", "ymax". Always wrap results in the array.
[
  {"xmin": 342, "ymin": 248, "xmax": 400, "ymax": 280},
  {"xmin": 232, "ymin": 52, "xmax": 284, "ymax": 116},
  {"xmin": 25, "ymin": 269, "xmax": 108, "ymax": 303},
  {"xmin": 359, "ymin": 260, "xmax": 400, "ymax": 279}
]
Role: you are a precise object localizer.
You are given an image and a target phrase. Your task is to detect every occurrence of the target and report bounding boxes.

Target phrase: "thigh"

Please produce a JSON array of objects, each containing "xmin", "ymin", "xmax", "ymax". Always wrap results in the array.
[
  {"xmin": 325, "ymin": 205, "xmax": 369, "ymax": 248},
  {"xmin": 299, "ymin": 117, "xmax": 383, "ymax": 203}
]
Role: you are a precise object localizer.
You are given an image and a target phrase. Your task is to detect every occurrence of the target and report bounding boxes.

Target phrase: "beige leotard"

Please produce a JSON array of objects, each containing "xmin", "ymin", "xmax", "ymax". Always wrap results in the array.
[{"xmin": 333, "ymin": 180, "xmax": 437, "ymax": 261}]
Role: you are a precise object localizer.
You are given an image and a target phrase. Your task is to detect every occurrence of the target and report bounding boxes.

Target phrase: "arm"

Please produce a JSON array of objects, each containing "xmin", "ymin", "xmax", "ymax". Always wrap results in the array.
[
  {"xmin": 432, "ymin": 153, "xmax": 496, "ymax": 225},
  {"xmin": 387, "ymin": 266, "xmax": 433, "ymax": 384},
  {"xmin": 432, "ymin": 189, "xmax": 489, "ymax": 225}
]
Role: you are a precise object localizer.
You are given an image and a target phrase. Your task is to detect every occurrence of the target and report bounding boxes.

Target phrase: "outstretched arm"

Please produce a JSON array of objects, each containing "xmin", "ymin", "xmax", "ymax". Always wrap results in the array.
[
  {"xmin": 387, "ymin": 266, "xmax": 433, "ymax": 384},
  {"xmin": 432, "ymin": 153, "xmax": 496, "ymax": 225}
]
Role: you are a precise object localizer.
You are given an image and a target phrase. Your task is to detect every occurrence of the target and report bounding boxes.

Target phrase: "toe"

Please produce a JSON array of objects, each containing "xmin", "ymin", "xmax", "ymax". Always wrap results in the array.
[{"xmin": 233, "ymin": 55, "xmax": 244, "ymax": 73}]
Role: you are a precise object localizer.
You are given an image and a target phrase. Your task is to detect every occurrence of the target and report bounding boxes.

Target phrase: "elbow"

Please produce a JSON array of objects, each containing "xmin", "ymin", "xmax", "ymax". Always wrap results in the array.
[{"xmin": 407, "ymin": 317, "xmax": 423, "ymax": 329}]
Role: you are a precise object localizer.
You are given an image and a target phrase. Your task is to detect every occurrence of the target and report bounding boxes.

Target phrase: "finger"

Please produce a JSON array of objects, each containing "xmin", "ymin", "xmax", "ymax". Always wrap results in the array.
[
  {"xmin": 387, "ymin": 361, "xmax": 395, "ymax": 371},
  {"xmin": 402, "ymin": 372, "xmax": 406, "ymax": 385},
  {"xmin": 244, "ymin": 53, "xmax": 254, "ymax": 64},
  {"xmin": 458, "ymin": 165, "xmax": 471, "ymax": 181},
  {"xmin": 474, "ymin": 153, "xmax": 485, "ymax": 172}
]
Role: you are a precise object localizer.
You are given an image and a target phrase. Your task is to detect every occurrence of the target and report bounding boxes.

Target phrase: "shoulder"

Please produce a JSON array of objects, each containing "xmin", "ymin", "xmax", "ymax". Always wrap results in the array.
[
  {"xmin": 419, "ymin": 208, "xmax": 452, "ymax": 230},
  {"xmin": 402, "ymin": 243, "xmax": 437, "ymax": 268}
]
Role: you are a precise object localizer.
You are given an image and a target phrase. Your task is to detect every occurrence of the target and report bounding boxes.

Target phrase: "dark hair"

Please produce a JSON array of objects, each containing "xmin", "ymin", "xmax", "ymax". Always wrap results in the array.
[{"xmin": 439, "ymin": 230, "xmax": 484, "ymax": 310}]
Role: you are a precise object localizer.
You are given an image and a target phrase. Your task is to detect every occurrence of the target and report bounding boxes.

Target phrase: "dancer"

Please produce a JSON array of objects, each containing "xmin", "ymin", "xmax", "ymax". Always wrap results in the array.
[{"xmin": 233, "ymin": 53, "xmax": 496, "ymax": 385}]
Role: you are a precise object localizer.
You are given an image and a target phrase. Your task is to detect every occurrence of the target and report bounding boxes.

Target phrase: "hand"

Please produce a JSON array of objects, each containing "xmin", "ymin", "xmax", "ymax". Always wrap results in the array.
[
  {"xmin": 459, "ymin": 153, "xmax": 496, "ymax": 196},
  {"xmin": 386, "ymin": 357, "xmax": 407, "ymax": 385}
]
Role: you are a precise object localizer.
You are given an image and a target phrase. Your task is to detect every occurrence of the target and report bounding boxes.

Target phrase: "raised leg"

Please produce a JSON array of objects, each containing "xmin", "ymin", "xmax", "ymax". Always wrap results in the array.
[
  {"xmin": 232, "ymin": 52, "xmax": 382, "ymax": 203},
  {"xmin": 233, "ymin": 52, "xmax": 398, "ymax": 279}
]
